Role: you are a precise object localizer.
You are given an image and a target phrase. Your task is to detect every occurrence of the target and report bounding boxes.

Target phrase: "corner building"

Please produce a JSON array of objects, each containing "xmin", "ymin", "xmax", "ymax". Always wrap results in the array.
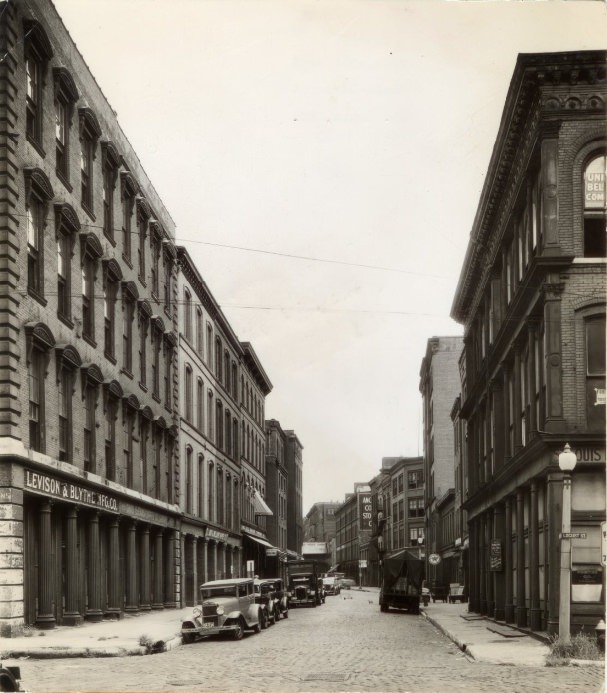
[
  {"xmin": 0, "ymin": 1, "xmax": 181, "ymax": 635},
  {"xmin": 451, "ymin": 51, "xmax": 606, "ymax": 635}
]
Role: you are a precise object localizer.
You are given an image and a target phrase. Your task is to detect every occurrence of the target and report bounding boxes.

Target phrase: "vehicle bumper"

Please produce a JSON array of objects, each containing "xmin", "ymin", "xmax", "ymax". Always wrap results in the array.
[{"xmin": 181, "ymin": 624, "xmax": 239, "ymax": 637}]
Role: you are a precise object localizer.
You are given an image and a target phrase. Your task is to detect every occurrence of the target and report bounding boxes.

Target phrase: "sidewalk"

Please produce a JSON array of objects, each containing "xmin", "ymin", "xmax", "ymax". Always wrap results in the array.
[
  {"xmin": 0, "ymin": 607, "xmax": 191, "ymax": 659},
  {"xmin": 421, "ymin": 600, "xmax": 552, "ymax": 666}
]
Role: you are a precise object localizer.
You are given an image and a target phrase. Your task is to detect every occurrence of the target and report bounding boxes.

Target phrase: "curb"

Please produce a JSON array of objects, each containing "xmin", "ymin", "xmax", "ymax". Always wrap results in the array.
[
  {"xmin": 421, "ymin": 611, "xmax": 473, "ymax": 659},
  {"xmin": 0, "ymin": 646, "xmax": 145, "ymax": 659}
]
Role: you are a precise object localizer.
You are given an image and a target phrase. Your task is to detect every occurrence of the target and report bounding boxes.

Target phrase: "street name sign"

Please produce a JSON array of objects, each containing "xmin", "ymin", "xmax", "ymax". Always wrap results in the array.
[{"xmin": 560, "ymin": 532, "xmax": 587, "ymax": 539}]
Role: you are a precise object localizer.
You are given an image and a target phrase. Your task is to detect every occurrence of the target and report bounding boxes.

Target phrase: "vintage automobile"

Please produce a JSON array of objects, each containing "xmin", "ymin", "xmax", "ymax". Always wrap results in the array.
[
  {"xmin": 181, "ymin": 577, "xmax": 267, "ymax": 642},
  {"xmin": 288, "ymin": 561, "xmax": 325, "ymax": 607},
  {"xmin": 254, "ymin": 578, "xmax": 289, "ymax": 623},
  {"xmin": 0, "ymin": 659, "xmax": 22, "ymax": 692},
  {"xmin": 322, "ymin": 576, "xmax": 341, "ymax": 596}
]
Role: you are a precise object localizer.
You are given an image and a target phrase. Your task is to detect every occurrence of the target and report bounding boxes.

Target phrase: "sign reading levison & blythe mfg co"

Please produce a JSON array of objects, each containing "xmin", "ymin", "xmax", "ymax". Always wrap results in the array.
[{"xmin": 25, "ymin": 469, "xmax": 119, "ymax": 512}]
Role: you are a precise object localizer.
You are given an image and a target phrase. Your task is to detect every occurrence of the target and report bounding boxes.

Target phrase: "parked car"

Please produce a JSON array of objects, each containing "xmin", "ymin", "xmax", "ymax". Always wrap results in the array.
[
  {"xmin": 181, "ymin": 577, "xmax": 267, "ymax": 642},
  {"xmin": 254, "ymin": 578, "xmax": 289, "ymax": 624},
  {"xmin": 0, "ymin": 660, "xmax": 22, "ymax": 692},
  {"xmin": 322, "ymin": 576, "xmax": 341, "ymax": 595},
  {"xmin": 338, "ymin": 578, "xmax": 357, "ymax": 590}
]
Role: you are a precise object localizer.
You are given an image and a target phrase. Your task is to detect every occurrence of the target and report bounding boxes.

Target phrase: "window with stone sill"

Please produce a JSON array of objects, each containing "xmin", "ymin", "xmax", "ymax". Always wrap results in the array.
[
  {"xmin": 79, "ymin": 109, "xmax": 101, "ymax": 216},
  {"xmin": 54, "ymin": 69, "xmax": 79, "ymax": 186},
  {"xmin": 25, "ymin": 21, "xmax": 53, "ymax": 151}
]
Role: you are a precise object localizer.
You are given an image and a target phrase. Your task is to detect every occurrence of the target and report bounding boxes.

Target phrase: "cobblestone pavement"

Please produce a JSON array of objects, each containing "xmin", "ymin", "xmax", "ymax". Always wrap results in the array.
[{"xmin": 16, "ymin": 590, "xmax": 605, "ymax": 693}]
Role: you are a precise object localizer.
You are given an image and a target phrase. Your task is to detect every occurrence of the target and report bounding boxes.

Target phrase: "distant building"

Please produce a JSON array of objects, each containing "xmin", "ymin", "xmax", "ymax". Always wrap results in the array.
[
  {"xmin": 335, "ymin": 483, "xmax": 372, "ymax": 584},
  {"xmin": 419, "ymin": 336, "xmax": 464, "ymax": 588},
  {"xmin": 265, "ymin": 419, "xmax": 289, "ymax": 579},
  {"xmin": 303, "ymin": 501, "xmax": 341, "ymax": 544},
  {"xmin": 285, "ymin": 430, "xmax": 304, "ymax": 559}
]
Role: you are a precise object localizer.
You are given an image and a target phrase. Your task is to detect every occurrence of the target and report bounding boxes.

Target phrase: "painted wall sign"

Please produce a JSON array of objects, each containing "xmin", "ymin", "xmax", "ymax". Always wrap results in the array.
[
  {"xmin": 206, "ymin": 528, "xmax": 229, "ymax": 542},
  {"xmin": 489, "ymin": 539, "xmax": 503, "ymax": 571},
  {"xmin": 358, "ymin": 492, "xmax": 373, "ymax": 532},
  {"xmin": 25, "ymin": 469, "xmax": 118, "ymax": 512}
]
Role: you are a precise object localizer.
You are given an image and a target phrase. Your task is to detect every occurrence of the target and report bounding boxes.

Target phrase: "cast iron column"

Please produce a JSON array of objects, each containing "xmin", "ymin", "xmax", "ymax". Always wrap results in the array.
[
  {"xmin": 36, "ymin": 501, "xmax": 56, "ymax": 629},
  {"xmin": 516, "ymin": 488, "xmax": 527, "ymax": 627},
  {"xmin": 63, "ymin": 507, "xmax": 83, "ymax": 625},
  {"xmin": 106, "ymin": 516, "xmax": 122, "ymax": 618},
  {"xmin": 164, "ymin": 530, "xmax": 176, "ymax": 607},
  {"xmin": 504, "ymin": 496, "xmax": 514, "ymax": 623},
  {"xmin": 125, "ymin": 520, "xmax": 139, "ymax": 613},
  {"xmin": 529, "ymin": 481, "xmax": 541, "ymax": 630},
  {"xmin": 86, "ymin": 511, "xmax": 103, "ymax": 621},
  {"xmin": 140, "ymin": 525, "xmax": 151, "ymax": 610},
  {"xmin": 152, "ymin": 529, "xmax": 164, "ymax": 609}
]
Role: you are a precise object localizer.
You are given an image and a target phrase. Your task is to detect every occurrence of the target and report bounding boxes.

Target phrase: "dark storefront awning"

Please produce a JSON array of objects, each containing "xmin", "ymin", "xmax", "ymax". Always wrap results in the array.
[{"xmin": 242, "ymin": 529, "xmax": 273, "ymax": 549}]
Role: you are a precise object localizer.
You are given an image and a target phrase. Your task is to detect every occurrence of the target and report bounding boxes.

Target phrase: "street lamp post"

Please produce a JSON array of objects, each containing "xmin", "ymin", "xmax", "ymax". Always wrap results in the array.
[{"xmin": 558, "ymin": 443, "xmax": 577, "ymax": 644}]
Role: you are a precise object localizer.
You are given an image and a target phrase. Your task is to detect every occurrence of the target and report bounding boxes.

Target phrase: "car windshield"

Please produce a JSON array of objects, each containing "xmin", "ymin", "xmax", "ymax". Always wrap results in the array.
[{"xmin": 201, "ymin": 585, "xmax": 237, "ymax": 599}]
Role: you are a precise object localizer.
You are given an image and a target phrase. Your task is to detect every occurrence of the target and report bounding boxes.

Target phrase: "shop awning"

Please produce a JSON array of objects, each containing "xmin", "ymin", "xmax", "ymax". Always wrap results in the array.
[
  {"xmin": 253, "ymin": 490, "xmax": 273, "ymax": 517},
  {"xmin": 242, "ymin": 529, "xmax": 273, "ymax": 549}
]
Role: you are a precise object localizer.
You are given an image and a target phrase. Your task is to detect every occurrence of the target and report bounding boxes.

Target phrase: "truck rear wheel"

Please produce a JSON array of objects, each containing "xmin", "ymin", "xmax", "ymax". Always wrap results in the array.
[{"xmin": 380, "ymin": 603, "xmax": 388, "ymax": 612}]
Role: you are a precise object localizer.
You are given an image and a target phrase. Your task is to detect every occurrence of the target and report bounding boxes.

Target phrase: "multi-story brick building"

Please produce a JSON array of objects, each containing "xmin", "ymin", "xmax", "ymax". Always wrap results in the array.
[
  {"xmin": 303, "ymin": 501, "xmax": 340, "ymax": 544},
  {"xmin": 177, "ymin": 247, "xmax": 244, "ymax": 605},
  {"xmin": 284, "ymin": 429, "xmax": 304, "ymax": 559},
  {"xmin": 451, "ymin": 51, "xmax": 606, "ymax": 635},
  {"xmin": 239, "ymin": 343, "xmax": 274, "ymax": 576},
  {"xmin": 265, "ymin": 418, "xmax": 288, "ymax": 579},
  {"xmin": 418, "ymin": 336, "xmax": 464, "ymax": 588},
  {"xmin": 0, "ymin": 0, "xmax": 182, "ymax": 635},
  {"xmin": 335, "ymin": 482, "xmax": 372, "ymax": 584}
]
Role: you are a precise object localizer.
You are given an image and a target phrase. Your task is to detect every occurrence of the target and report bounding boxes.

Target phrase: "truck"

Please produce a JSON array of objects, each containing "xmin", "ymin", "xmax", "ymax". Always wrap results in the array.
[
  {"xmin": 287, "ymin": 560, "xmax": 325, "ymax": 607},
  {"xmin": 379, "ymin": 549, "xmax": 425, "ymax": 615}
]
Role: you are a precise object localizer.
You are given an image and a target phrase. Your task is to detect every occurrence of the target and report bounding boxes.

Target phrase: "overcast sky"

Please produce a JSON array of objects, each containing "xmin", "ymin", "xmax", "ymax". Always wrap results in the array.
[{"xmin": 52, "ymin": 0, "xmax": 606, "ymax": 514}]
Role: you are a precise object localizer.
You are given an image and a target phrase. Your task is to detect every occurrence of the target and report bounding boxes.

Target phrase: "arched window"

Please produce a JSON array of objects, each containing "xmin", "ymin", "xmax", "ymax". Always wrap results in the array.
[
  {"xmin": 583, "ymin": 154, "xmax": 606, "ymax": 257},
  {"xmin": 198, "ymin": 454, "xmax": 205, "ymax": 517},
  {"xmin": 184, "ymin": 288, "xmax": 192, "ymax": 342},
  {"xmin": 197, "ymin": 377, "xmax": 204, "ymax": 431},
  {"xmin": 185, "ymin": 445, "xmax": 193, "ymax": 513},
  {"xmin": 196, "ymin": 307, "xmax": 203, "ymax": 354},
  {"xmin": 184, "ymin": 364, "xmax": 193, "ymax": 422}
]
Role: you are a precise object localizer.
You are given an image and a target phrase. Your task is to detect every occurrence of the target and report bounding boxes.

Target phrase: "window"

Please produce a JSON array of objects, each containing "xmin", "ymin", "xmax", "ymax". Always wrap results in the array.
[
  {"xmin": 121, "ymin": 172, "xmax": 137, "ymax": 264},
  {"xmin": 398, "ymin": 474, "xmax": 404, "ymax": 493},
  {"xmin": 29, "ymin": 348, "xmax": 45, "ymax": 452},
  {"xmin": 123, "ymin": 402, "xmax": 134, "ymax": 487},
  {"xmin": 25, "ymin": 169, "xmax": 54, "ymax": 302},
  {"xmin": 150, "ymin": 224, "xmax": 161, "ymax": 296},
  {"xmin": 215, "ymin": 338, "xmax": 222, "ymax": 379},
  {"xmin": 152, "ymin": 324, "xmax": 161, "ymax": 399},
  {"xmin": 137, "ymin": 198, "xmax": 149, "ymax": 282},
  {"xmin": 408, "ymin": 470, "xmax": 422, "ymax": 489},
  {"xmin": 216, "ymin": 400, "xmax": 223, "ymax": 448},
  {"xmin": 82, "ymin": 366, "xmax": 101, "ymax": 473},
  {"xmin": 138, "ymin": 302, "xmax": 150, "ymax": 387},
  {"xmin": 104, "ymin": 384, "xmax": 120, "ymax": 481},
  {"xmin": 586, "ymin": 316, "xmax": 606, "ymax": 430},
  {"xmin": 122, "ymin": 287, "xmax": 136, "ymax": 374},
  {"xmin": 101, "ymin": 142, "xmax": 120, "ymax": 241},
  {"xmin": 217, "ymin": 467, "xmax": 224, "ymax": 526},
  {"xmin": 140, "ymin": 415, "xmax": 149, "ymax": 495},
  {"xmin": 198, "ymin": 455, "xmax": 205, "ymax": 517},
  {"xmin": 184, "ymin": 289, "xmax": 192, "ymax": 342},
  {"xmin": 392, "ymin": 478, "xmax": 397, "ymax": 496},
  {"xmin": 232, "ymin": 363, "xmax": 238, "ymax": 400},
  {"xmin": 55, "ymin": 204, "xmax": 79, "ymax": 322},
  {"xmin": 196, "ymin": 308, "xmax": 203, "ymax": 355},
  {"xmin": 79, "ymin": 109, "xmax": 101, "ymax": 215},
  {"xmin": 583, "ymin": 155, "xmax": 606, "ymax": 257},
  {"xmin": 25, "ymin": 22, "xmax": 52, "ymax": 149},
  {"xmin": 164, "ymin": 336, "xmax": 174, "ymax": 409},
  {"xmin": 408, "ymin": 498, "xmax": 424, "ymax": 518},
  {"xmin": 206, "ymin": 324, "xmax": 213, "ymax": 366},
  {"xmin": 185, "ymin": 365, "xmax": 193, "ymax": 422},
  {"xmin": 224, "ymin": 351, "xmax": 230, "ymax": 392},
  {"xmin": 207, "ymin": 391, "xmax": 213, "ymax": 440},
  {"xmin": 58, "ymin": 365, "xmax": 74, "ymax": 463},
  {"xmin": 163, "ymin": 250, "xmax": 172, "ymax": 315},
  {"xmin": 103, "ymin": 263, "xmax": 121, "ymax": 361},
  {"xmin": 185, "ymin": 446, "xmax": 193, "ymax": 514},
  {"xmin": 81, "ymin": 233, "xmax": 103, "ymax": 344},
  {"xmin": 152, "ymin": 426, "xmax": 162, "ymax": 499},
  {"xmin": 207, "ymin": 463, "xmax": 215, "ymax": 523},
  {"xmin": 54, "ymin": 69, "xmax": 78, "ymax": 184},
  {"xmin": 197, "ymin": 378, "xmax": 204, "ymax": 431}
]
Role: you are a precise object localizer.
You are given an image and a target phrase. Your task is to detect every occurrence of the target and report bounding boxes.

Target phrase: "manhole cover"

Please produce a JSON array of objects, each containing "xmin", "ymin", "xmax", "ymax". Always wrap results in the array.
[{"xmin": 303, "ymin": 673, "xmax": 349, "ymax": 682}]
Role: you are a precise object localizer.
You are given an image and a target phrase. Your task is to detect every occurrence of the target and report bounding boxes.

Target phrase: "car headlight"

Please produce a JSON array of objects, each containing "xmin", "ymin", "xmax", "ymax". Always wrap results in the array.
[
  {"xmin": 193, "ymin": 607, "xmax": 201, "ymax": 618},
  {"xmin": 216, "ymin": 605, "xmax": 225, "ymax": 616}
]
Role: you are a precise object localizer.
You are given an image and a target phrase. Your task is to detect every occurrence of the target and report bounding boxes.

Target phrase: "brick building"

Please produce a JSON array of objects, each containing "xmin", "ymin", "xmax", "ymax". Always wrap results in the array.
[
  {"xmin": 418, "ymin": 336, "xmax": 464, "ymax": 588},
  {"xmin": 265, "ymin": 419, "xmax": 288, "ymax": 580},
  {"xmin": 0, "ymin": 0, "xmax": 182, "ymax": 635},
  {"xmin": 303, "ymin": 501, "xmax": 340, "ymax": 544},
  {"xmin": 177, "ymin": 247, "xmax": 245, "ymax": 605},
  {"xmin": 451, "ymin": 51, "xmax": 606, "ymax": 635},
  {"xmin": 284, "ymin": 430, "xmax": 304, "ymax": 559}
]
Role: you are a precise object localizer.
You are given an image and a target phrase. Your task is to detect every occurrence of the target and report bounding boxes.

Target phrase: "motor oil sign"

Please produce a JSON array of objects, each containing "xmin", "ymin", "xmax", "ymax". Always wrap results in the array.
[{"xmin": 358, "ymin": 493, "xmax": 374, "ymax": 532}]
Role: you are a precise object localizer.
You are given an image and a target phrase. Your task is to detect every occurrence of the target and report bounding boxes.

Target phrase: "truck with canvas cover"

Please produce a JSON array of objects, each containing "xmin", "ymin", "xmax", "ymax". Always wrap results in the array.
[{"xmin": 379, "ymin": 550, "xmax": 425, "ymax": 614}]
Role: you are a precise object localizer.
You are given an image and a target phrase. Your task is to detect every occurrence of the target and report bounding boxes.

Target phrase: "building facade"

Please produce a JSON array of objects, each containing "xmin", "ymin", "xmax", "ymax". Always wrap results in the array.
[
  {"xmin": 451, "ymin": 51, "xmax": 606, "ymax": 635},
  {"xmin": 177, "ymin": 248, "xmax": 244, "ymax": 605},
  {"xmin": 0, "ymin": 0, "xmax": 182, "ymax": 636},
  {"xmin": 419, "ymin": 336, "xmax": 464, "ymax": 588},
  {"xmin": 284, "ymin": 430, "xmax": 304, "ymax": 559},
  {"xmin": 239, "ymin": 343, "xmax": 274, "ymax": 577},
  {"xmin": 303, "ymin": 501, "xmax": 340, "ymax": 544},
  {"xmin": 264, "ymin": 418, "xmax": 288, "ymax": 579}
]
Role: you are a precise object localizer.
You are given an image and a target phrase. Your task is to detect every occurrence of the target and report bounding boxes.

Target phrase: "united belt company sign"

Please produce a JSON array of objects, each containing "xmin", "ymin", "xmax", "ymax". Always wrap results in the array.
[{"xmin": 25, "ymin": 469, "xmax": 119, "ymax": 512}]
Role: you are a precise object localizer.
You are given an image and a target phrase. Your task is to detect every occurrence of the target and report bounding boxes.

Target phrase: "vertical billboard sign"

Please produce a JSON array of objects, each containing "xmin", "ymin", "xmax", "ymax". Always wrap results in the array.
[{"xmin": 358, "ymin": 492, "xmax": 374, "ymax": 535}]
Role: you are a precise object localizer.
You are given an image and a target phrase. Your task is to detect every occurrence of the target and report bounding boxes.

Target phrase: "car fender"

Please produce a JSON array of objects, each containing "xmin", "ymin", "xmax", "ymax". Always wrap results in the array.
[
  {"xmin": 243, "ymin": 604, "xmax": 260, "ymax": 626},
  {"xmin": 226, "ymin": 610, "xmax": 243, "ymax": 621}
]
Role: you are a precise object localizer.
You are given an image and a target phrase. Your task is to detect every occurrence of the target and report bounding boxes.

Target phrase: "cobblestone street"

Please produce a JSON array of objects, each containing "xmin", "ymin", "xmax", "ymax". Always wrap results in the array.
[{"xmin": 16, "ymin": 590, "xmax": 604, "ymax": 693}]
